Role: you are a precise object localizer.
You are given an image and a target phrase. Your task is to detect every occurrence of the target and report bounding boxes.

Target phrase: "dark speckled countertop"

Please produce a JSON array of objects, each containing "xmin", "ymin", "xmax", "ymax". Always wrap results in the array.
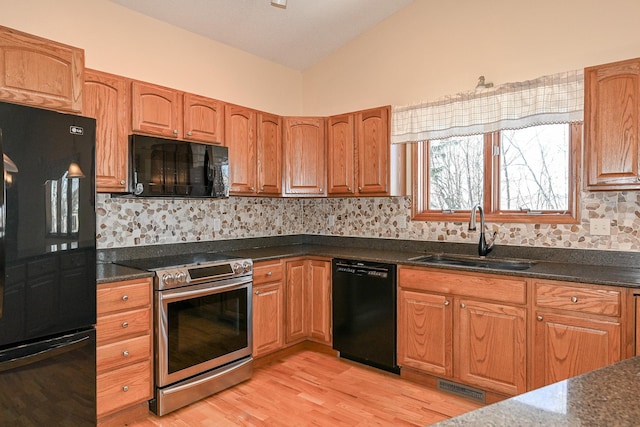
[
  {"xmin": 433, "ymin": 356, "xmax": 640, "ymax": 426},
  {"xmin": 97, "ymin": 237, "xmax": 640, "ymax": 288}
]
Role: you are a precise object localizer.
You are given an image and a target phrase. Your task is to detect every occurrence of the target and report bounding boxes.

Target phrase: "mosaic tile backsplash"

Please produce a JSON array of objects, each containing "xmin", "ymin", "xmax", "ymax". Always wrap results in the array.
[{"xmin": 96, "ymin": 190, "xmax": 640, "ymax": 251}]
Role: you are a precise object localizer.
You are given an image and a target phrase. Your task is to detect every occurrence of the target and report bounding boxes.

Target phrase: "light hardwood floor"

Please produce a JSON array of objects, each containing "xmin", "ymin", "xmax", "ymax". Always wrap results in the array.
[{"xmin": 127, "ymin": 350, "xmax": 482, "ymax": 426}]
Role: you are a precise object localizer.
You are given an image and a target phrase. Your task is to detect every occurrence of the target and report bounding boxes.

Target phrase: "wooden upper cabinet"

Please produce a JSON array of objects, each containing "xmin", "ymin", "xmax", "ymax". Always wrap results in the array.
[
  {"xmin": 327, "ymin": 114, "xmax": 356, "ymax": 195},
  {"xmin": 356, "ymin": 106, "xmax": 390, "ymax": 195},
  {"xmin": 225, "ymin": 104, "xmax": 257, "ymax": 194},
  {"xmin": 327, "ymin": 106, "xmax": 390, "ymax": 196},
  {"xmin": 0, "ymin": 25, "xmax": 84, "ymax": 113},
  {"xmin": 183, "ymin": 93, "xmax": 224, "ymax": 144},
  {"xmin": 84, "ymin": 69, "xmax": 129, "ymax": 192},
  {"xmin": 585, "ymin": 58, "xmax": 640, "ymax": 190},
  {"xmin": 131, "ymin": 81, "xmax": 182, "ymax": 139},
  {"xmin": 283, "ymin": 117, "xmax": 326, "ymax": 197},
  {"xmin": 257, "ymin": 112, "xmax": 282, "ymax": 195}
]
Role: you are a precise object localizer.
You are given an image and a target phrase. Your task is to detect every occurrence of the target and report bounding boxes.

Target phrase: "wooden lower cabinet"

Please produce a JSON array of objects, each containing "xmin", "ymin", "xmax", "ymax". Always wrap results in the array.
[
  {"xmin": 398, "ymin": 289, "xmax": 452, "ymax": 377},
  {"xmin": 285, "ymin": 258, "xmax": 331, "ymax": 345},
  {"xmin": 457, "ymin": 298, "xmax": 526, "ymax": 395},
  {"xmin": 96, "ymin": 277, "xmax": 153, "ymax": 421},
  {"xmin": 398, "ymin": 266, "xmax": 527, "ymax": 396},
  {"xmin": 531, "ymin": 279, "xmax": 626, "ymax": 389},
  {"xmin": 252, "ymin": 260, "xmax": 285, "ymax": 358}
]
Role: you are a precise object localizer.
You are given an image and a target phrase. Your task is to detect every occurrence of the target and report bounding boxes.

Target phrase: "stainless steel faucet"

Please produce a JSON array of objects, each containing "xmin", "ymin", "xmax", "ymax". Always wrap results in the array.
[{"xmin": 469, "ymin": 205, "xmax": 497, "ymax": 257}]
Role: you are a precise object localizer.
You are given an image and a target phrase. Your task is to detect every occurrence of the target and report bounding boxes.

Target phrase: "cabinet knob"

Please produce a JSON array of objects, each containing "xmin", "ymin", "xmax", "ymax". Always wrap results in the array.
[
  {"xmin": 250, "ymin": 187, "xmax": 255, "ymax": 192},
  {"xmin": 122, "ymin": 295, "xmax": 129, "ymax": 301},
  {"xmin": 123, "ymin": 350, "xmax": 129, "ymax": 357},
  {"xmin": 319, "ymin": 188, "xmax": 323, "ymax": 193},
  {"xmin": 460, "ymin": 303, "xmax": 466, "ymax": 308},
  {"xmin": 260, "ymin": 186, "xmax": 265, "ymax": 192},
  {"xmin": 173, "ymin": 129, "xmax": 178, "ymax": 135},
  {"xmin": 255, "ymin": 290, "xmax": 261, "ymax": 295},
  {"xmin": 537, "ymin": 315, "xmax": 543, "ymax": 321},
  {"xmin": 120, "ymin": 180, "xmax": 126, "ymax": 185},
  {"xmin": 444, "ymin": 300, "xmax": 450, "ymax": 306},
  {"xmin": 347, "ymin": 187, "xmax": 352, "ymax": 192},
  {"xmin": 571, "ymin": 296, "xmax": 579, "ymax": 303},
  {"xmin": 358, "ymin": 186, "xmax": 362, "ymax": 192},
  {"xmin": 121, "ymin": 322, "xmax": 129, "ymax": 328},
  {"xmin": 267, "ymin": 271, "xmax": 273, "ymax": 276},
  {"xmin": 187, "ymin": 131, "xmax": 193, "ymax": 136},
  {"xmin": 122, "ymin": 386, "xmax": 129, "ymax": 392}
]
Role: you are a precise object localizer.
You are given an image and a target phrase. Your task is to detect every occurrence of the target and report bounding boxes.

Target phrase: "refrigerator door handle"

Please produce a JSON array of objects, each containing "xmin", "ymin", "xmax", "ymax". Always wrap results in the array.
[
  {"xmin": 0, "ymin": 334, "xmax": 91, "ymax": 373},
  {"xmin": 0, "ymin": 128, "xmax": 4, "ymax": 320}
]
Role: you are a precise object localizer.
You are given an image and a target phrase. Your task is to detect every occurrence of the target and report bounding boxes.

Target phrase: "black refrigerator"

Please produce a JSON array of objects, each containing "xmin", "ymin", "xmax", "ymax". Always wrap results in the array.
[{"xmin": 0, "ymin": 102, "xmax": 97, "ymax": 426}]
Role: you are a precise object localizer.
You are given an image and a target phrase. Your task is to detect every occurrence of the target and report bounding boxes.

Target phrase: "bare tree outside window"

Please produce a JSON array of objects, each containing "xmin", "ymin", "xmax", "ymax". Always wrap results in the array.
[
  {"xmin": 499, "ymin": 124, "xmax": 569, "ymax": 212},
  {"xmin": 429, "ymin": 135, "xmax": 484, "ymax": 211}
]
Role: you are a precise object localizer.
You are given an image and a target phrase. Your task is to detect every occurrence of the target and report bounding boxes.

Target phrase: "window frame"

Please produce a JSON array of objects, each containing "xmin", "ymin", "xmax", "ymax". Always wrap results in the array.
[{"xmin": 411, "ymin": 123, "xmax": 582, "ymax": 224}]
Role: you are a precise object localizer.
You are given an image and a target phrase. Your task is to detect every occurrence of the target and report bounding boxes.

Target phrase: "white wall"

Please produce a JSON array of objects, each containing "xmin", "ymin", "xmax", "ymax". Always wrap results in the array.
[
  {"xmin": 0, "ymin": 0, "xmax": 303, "ymax": 115},
  {"xmin": 302, "ymin": 0, "xmax": 640, "ymax": 115}
]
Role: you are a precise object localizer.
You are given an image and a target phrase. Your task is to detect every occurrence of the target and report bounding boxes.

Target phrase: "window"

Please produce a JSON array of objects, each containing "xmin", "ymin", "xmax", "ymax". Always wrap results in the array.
[{"xmin": 413, "ymin": 123, "xmax": 581, "ymax": 223}]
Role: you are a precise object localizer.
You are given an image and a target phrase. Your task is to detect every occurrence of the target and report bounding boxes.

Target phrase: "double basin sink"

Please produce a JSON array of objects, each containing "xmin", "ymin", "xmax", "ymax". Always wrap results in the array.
[{"xmin": 408, "ymin": 253, "xmax": 536, "ymax": 271}]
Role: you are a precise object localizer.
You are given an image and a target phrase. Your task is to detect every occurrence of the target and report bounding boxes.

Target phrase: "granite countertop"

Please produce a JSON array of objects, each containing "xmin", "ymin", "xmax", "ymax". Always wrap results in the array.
[
  {"xmin": 433, "ymin": 356, "xmax": 640, "ymax": 426},
  {"xmin": 220, "ymin": 244, "xmax": 640, "ymax": 289},
  {"xmin": 97, "ymin": 242, "xmax": 640, "ymax": 288},
  {"xmin": 97, "ymin": 262, "xmax": 154, "ymax": 284}
]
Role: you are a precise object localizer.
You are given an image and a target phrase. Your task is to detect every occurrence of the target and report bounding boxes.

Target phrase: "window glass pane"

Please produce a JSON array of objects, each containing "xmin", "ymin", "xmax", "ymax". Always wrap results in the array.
[
  {"xmin": 499, "ymin": 124, "xmax": 569, "ymax": 211},
  {"xmin": 429, "ymin": 135, "xmax": 484, "ymax": 210}
]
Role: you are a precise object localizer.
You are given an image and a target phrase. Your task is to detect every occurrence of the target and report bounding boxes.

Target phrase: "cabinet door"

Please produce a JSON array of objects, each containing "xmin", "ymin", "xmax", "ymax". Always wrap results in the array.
[
  {"xmin": 283, "ymin": 117, "xmax": 326, "ymax": 196},
  {"xmin": 0, "ymin": 26, "xmax": 84, "ymax": 112},
  {"xmin": 308, "ymin": 260, "xmax": 331, "ymax": 344},
  {"xmin": 457, "ymin": 299, "xmax": 526, "ymax": 396},
  {"xmin": 225, "ymin": 105, "xmax": 257, "ymax": 194},
  {"xmin": 131, "ymin": 81, "xmax": 181, "ymax": 138},
  {"xmin": 253, "ymin": 281, "xmax": 285, "ymax": 358},
  {"xmin": 327, "ymin": 114, "xmax": 355, "ymax": 195},
  {"xmin": 257, "ymin": 112, "xmax": 282, "ymax": 195},
  {"xmin": 532, "ymin": 311, "xmax": 621, "ymax": 388},
  {"xmin": 585, "ymin": 58, "xmax": 640, "ymax": 190},
  {"xmin": 397, "ymin": 289, "xmax": 453, "ymax": 377},
  {"xmin": 84, "ymin": 69, "xmax": 129, "ymax": 192},
  {"xmin": 183, "ymin": 93, "xmax": 224, "ymax": 144},
  {"xmin": 285, "ymin": 260, "xmax": 308, "ymax": 343},
  {"xmin": 356, "ymin": 106, "xmax": 390, "ymax": 195}
]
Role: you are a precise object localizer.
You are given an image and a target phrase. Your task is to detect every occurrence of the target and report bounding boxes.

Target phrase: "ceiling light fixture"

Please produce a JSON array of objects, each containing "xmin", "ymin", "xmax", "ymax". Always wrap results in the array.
[{"xmin": 271, "ymin": 0, "xmax": 287, "ymax": 9}]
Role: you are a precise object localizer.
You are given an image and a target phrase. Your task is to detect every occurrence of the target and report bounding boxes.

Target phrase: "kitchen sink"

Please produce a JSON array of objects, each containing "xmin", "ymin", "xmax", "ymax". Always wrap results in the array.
[{"xmin": 408, "ymin": 254, "xmax": 536, "ymax": 271}]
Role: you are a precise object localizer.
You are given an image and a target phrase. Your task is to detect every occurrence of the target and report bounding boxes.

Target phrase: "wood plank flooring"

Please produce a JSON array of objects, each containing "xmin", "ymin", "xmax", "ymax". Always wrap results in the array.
[{"xmin": 127, "ymin": 350, "xmax": 481, "ymax": 426}]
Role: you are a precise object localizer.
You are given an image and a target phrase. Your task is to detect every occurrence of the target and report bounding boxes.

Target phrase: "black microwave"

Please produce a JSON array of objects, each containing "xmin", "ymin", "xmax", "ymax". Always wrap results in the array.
[{"xmin": 129, "ymin": 134, "xmax": 229, "ymax": 198}]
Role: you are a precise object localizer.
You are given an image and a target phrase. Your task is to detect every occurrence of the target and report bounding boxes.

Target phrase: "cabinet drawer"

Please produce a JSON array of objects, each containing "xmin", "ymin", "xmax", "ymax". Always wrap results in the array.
[
  {"xmin": 96, "ymin": 307, "xmax": 151, "ymax": 346},
  {"xmin": 97, "ymin": 360, "xmax": 151, "ymax": 417},
  {"xmin": 398, "ymin": 266, "xmax": 526, "ymax": 305},
  {"xmin": 535, "ymin": 282, "xmax": 621, "ymax": 316},
  {"xmin": 97, "ymin": 279, "xmax": 151, "ymax": 315},
  {"xmin": 97, "ymin": 334, "xmax": 151, "ymax": 373},
  {"xmin": 254, "ymin": 260, "xmax": 284, "ymax": 285}
]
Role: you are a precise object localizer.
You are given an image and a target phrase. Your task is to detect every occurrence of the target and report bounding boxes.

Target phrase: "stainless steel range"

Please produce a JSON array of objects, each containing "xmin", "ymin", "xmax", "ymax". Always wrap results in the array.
[{"xmin": 117, "ymin": 253, "xmax": 253, "ymax": 416}]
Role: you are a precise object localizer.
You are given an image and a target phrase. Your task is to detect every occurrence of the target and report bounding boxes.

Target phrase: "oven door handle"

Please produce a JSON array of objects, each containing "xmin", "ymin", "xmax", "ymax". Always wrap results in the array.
[{"xmin": 159, "ymin": 279, "xmax": 252, "ymax": 303}]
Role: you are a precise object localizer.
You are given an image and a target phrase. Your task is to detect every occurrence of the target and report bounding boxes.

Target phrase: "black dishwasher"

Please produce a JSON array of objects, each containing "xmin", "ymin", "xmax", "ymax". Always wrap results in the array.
[{"xmin": 332, "ymin": 259, "xmax": 399, "ymax": 374}]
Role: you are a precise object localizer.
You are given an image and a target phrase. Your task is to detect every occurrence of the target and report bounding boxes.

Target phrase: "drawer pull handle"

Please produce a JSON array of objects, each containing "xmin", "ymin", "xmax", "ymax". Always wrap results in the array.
[
  {"xmin": 122, "ymin": 322, "xmax": 129, "ymax": 328},
  {"xmin": 444, "ymin": 300, "xmax": 450, "ymax": 306},
  {"xmin": 122, "ymin": 386, "xmax": 129, "ymax": 392},
  {"xmin": 123, "ymin": 350, "xmax": 129, "ymax": 357},
  {"xmin": 255, "ymin": 290, "xmax": 261, "ymax": 295},
  {"xmin": 537, "ymin": 315, "xmax": 543, "ymax": 321},
  {"xmin": 571, "ymin": 296, "xmax": 579, "ymax": 303},
  {"xmin": 267, "ymin": 271, "xmax": 273, "ymax": 276},
  {"xmin": 122, "ymin": 295, "xmax": 129, "ymax": 301},
  {"xmin": 460, "ymin": 303, "xmax": 466, "ymax": 308}
]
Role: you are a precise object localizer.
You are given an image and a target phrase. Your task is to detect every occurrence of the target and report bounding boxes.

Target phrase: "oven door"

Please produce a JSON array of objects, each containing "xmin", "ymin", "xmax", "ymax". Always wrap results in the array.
[{"xmin": 155, "ymin": 277, "xmax": 252, "ymax": 387}]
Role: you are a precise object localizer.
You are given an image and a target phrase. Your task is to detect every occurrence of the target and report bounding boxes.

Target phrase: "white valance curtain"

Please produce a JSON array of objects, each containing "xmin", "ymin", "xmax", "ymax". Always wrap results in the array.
[{"xmin": 391, "ymin": 70, "xmax": 584, "ymax": 144}]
